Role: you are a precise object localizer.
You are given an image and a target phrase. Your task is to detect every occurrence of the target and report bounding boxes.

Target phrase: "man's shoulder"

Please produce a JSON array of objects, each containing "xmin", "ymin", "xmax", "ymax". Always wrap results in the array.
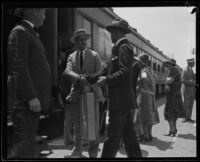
[
  {"xmin": 86, "ymin": 48, "xmax": 98, "ymax": 56},
  {"xmin": 11, "ymin": 24, "xmax": 27, "ymax": 34},
  {"xmin": 68, "ymin": 51, "xmax": 77, "ymax": 58}
]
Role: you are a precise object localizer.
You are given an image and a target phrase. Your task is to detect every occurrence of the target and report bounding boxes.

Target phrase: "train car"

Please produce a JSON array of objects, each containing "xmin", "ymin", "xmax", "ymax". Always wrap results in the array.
[{"xmin": 4, "ymin": 7, "xmax": 172, "ymax": 147}]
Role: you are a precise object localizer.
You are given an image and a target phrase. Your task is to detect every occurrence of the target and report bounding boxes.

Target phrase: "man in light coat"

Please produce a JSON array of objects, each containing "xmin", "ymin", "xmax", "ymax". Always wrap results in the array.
[
  {"xmin": 181, "ymin": 58, "xmax": 196, "ymax": 123},
  {"xmin": 63, "ymin": 29, "xmax": 102, "ymax": 158}
]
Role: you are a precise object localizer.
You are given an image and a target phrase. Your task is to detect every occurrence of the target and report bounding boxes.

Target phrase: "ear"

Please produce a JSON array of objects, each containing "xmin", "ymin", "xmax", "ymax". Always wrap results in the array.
[{"xmin": 32, "ymin": 8, "xmax": 38, "ymax": 16}]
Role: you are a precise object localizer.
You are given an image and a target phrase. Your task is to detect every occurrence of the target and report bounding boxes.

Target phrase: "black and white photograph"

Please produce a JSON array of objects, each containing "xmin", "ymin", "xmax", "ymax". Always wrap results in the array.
[{"xmin": 2, "ymin": 1, "xmax": 198, "ymax": 160}]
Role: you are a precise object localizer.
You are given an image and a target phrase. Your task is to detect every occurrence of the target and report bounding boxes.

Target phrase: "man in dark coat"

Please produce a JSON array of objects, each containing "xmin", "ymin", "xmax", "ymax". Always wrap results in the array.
[
  {"xmin": 7, "ymin": 8, "xmax": 51, "ymax": 158},
  {"xmin": 181, "ymin": 58, "xmax": 196, "ymax": 123},
  {"xmin": 97, "ymin": 18, "xmax": 142, "ymax": 158}
]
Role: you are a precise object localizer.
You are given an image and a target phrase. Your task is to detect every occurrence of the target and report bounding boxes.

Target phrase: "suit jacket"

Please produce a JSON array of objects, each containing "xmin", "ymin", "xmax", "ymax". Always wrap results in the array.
[
  {"xmin": 181, "ymin": 66, "xmax": 196, "ymax": 96},
  {"xmin": 64, "ymin": 48, "xmax": 102, "ymax": 103},
  {"xmin": 7, "ymin": 21, "xmax": 51, "ymax": 110},
  {"xmin": 106, "ymin": 38, "xmax": 135, "ymax": 113}
]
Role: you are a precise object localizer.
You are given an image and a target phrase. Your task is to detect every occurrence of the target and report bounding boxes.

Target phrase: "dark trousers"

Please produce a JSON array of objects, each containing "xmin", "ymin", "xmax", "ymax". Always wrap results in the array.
[
  {"xmin": 8, "ymin": 108, "xmax": 40, "ymax": 159},
  {"xmin": 101, "ymin": 111, "xmax": 142, "ymax": 158},
  {"xmin": 99, "ymin": 101, "xmax": 107, "ymax": 136},
  {"xmin": 183, "ymin": 93, "xmax": 195, "ymax": 120}
]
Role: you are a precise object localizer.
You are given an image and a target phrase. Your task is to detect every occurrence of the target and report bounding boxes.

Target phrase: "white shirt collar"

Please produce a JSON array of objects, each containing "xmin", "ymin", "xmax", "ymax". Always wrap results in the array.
[
  {"xmin": 115, "ymin": 37, "xmax": 126, "ymax": 47},
  {"xmin": 77, "ymin": 49, "xmax": 86, "ymax": 54},
  {"xmin": 23, "ymin": 20, "xmax": 34, "ymax": 28}
]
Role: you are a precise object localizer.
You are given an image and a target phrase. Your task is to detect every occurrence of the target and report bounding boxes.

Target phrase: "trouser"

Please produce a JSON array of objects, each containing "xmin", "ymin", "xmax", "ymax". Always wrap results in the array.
[
  {"xmin": 99, "ymin": 101, "xmax": 107, "ymax": 136},
  {"xmin": 64, "ymin": 104, "xmax": 75, "ymax": 145},
  {"xmin": 8, "ymin": 108, "xmax": 40, "ymax": 158},
  {"xmin": 183, "ymin": 94, "xmax": 195, "ymax": 120},
  {"xmin": 66, "ymin": 102, "xmax": 99, "ymax": 157},
  {"xmin": 101, "ymin": 111, "xmax": 142, "ymax": 158}
]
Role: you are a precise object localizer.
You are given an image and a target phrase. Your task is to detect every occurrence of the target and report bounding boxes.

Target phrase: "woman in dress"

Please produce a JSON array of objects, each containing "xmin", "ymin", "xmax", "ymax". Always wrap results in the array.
[
  {"xmin": 163, "ymin": 59, "xmax": 185, "ymax": 137},
  {"xmin": 137, "ymin": 54, "xmax": 160, "ymax": 142}
]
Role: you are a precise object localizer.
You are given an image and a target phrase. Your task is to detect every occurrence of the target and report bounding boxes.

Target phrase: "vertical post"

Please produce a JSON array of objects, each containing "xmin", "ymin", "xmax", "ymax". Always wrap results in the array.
[{"xmin": 39, "ymin": 8, "xmax": 58, "ymax": 86}]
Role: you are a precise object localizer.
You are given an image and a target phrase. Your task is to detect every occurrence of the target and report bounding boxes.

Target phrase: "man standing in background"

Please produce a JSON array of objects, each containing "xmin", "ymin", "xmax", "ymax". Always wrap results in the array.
[{"xmin": 181, "ymin": 58, "xmax": 196, "ymax": 123}]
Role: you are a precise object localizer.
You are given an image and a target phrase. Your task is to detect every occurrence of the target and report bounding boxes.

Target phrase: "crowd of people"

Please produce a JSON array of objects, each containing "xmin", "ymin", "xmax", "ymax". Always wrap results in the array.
[{"xmin": 7, "ymin": 8, "xmax": 196, "ymax": 159}]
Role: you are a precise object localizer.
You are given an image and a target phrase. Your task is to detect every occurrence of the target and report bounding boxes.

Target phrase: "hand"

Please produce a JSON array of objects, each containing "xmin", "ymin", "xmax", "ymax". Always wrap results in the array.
[
  {"xmin": 28, "ymin": 98, "xmax": 41, "ymax": 112},
  {"xmin": 97, "ymin": 76, "xmax": 106, "ymax": 87},
  {"xmin": 79, "ymin": 74, "xmax": 88, "ymax": 87},
  {"xmin": 58, "ymin": 94, "xmax": 64, "ymax": 108},
  {"xmin": 165, "ymin": 85, "xmax": 170, "ymax": 92},
  {"xmin": 133, "ymin": 109, "xmax": 139, "ymax": 123},
  {"xmin": 190, "ymin": 80, "xmax": 196, "ymax": 85}
]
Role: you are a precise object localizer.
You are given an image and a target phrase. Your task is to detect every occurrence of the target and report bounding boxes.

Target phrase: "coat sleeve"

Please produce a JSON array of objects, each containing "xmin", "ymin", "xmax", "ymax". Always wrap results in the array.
[
  {"xmin": 7, "ymin": 29, "xmax": 37, "ymax": 102},
  {"xmin": 63, "ymin": 55, "xmax": 80, "ymax": 84},
  {"xmin": 106, "ymin": 45, "xmax": 133, "ymax": 86}
]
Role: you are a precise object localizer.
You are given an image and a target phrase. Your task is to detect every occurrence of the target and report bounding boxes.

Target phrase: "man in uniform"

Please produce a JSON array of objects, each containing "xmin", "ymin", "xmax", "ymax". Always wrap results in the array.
[
  {"xmin": 181, "ymin": 58, "xmax": 196, "ymax": 123},
  {"xmin": 97, "ymin": 18, "xmax": 142, "ymax": 158},
  {"xmin": 7, "ymin": 8, "xmax": 51, "ymax": 158}
]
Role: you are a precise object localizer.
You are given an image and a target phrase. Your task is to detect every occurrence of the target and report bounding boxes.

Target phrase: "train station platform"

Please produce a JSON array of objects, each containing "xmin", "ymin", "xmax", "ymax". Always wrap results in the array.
[{"xmin": 39, "ymin": 98, "xmax": 197, "ymax": 158}]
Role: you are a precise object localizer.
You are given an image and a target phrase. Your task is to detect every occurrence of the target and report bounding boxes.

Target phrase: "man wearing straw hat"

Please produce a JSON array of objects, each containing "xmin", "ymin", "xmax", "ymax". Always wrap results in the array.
[
  {"xmin": 63, "ymin": 28, "xmax": 103, "ymax": 158},
  {"xmin": 181, "ymin": 58, "xmax": 196, "ymax": 123},
  {"xmin": 7, "ymin": 8, "xmax": 51, "ymax": 158},
  {"xmin": 97, "ymin": 18, "xmax": 142, "ymax": 158}
]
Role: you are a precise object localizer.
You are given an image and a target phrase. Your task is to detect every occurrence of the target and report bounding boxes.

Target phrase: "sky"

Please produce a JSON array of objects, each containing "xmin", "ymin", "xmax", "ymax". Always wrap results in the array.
[{"xmin": 113, "ymin": 7, "xmax": 196, "ymax": 70}]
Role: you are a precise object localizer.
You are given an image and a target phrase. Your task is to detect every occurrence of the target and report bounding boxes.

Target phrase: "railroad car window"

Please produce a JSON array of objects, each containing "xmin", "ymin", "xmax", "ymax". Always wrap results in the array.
[
  {"xmin": 98, "ymin": 27, "xmax": 112, "ymax": 64},
  {"xmin": 83, "ymin": 18, "xmax": 92, "ymax": 48},
  {"xmin": 133, "ymin": 46, "xmax": 137, "ymax": 56},
  {"xmin": 158, "ymin": 64, "xmax": 160, "ymax": 72}
]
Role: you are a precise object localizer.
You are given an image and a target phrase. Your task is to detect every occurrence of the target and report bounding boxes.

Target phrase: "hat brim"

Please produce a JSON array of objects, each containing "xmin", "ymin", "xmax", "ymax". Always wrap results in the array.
[
  {"xmin": 163, "ymin": 61, "xmax": 176, "ymax": 66},
  {"xmin": 70, "ymin": 33, "xmax": 91, "ymax": 43},
  {"xmin": 106, "ymin": 25, "xmax": 131, "ymax": 34},
  {"xmin": 133, "ymin": 56, "xmax": 141, "ymax": 62}
]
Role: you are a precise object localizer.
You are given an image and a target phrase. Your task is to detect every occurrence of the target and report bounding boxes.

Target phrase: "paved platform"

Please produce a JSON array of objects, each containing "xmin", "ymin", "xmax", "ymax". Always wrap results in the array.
[{"xmin": 41, "ymin": 98, "xmax": 196, "ymax": 158}]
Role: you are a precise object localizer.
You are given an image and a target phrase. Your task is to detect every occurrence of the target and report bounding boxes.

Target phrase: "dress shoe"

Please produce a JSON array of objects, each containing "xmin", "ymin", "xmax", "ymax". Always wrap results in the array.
[
  {"xmin": 64, "ymin": 151, "xmax": 83, "ymax": 158},
  {"xmin": 182, "ymin": 119, "xmax": 189, "ymax": 123},
  {"xmin": 138, "ymin": 135, "xmax": 150, "ymax": 142},
  {"xmin": 65, "ymin": 141, "xmax": 74, "ymax": 146},
  {"xmin": 163, "ymin": 129, "xmax": 177, "ymax": 137},
  {"xmin": 188, "ymin": 119, "xmax": 195, "ymax": 123}
]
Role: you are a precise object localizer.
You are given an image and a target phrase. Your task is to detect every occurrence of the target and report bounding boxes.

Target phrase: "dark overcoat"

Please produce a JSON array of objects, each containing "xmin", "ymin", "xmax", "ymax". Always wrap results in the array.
[
  {"xmin": 7, "ymin": 21, "xmax": 51, "ymax": 110},
  {"xmin": 106, "ymin": 38, "xmax": 135, "ymax": 114}
]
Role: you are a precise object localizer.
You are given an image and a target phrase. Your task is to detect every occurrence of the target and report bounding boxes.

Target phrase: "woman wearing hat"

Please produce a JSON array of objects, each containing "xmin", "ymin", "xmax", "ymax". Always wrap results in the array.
[
  {"xmin": 137, "ymin": 54, "xmax": 160, "ymax": 142},
  {"xmin": 163, "ymin": 59, "xmax": 185, "ymax": 137}
]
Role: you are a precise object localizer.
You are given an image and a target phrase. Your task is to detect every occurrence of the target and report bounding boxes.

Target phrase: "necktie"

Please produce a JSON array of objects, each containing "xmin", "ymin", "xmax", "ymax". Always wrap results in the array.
[{"xmin": 80, "ymin": 51, "xmax": 83, "ymax": 72}]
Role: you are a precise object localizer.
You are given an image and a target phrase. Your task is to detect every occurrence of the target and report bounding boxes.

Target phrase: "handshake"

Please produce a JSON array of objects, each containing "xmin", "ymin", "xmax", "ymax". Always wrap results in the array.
[
  {"xmin": 78, "ymin": 74, "xmax": 107, "ymax": 87},
  {"xmin": 85, "ymin": 75, "xmax": 107, "ymax": 86}
]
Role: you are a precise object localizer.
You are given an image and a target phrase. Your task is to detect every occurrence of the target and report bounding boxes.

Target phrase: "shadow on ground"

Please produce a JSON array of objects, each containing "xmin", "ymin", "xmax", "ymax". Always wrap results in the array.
[
  {"xmin": 139, "ymin": 137, "xmax": 174, "ymax": 151},
  {"xmin": 118, "ymin": 147, "xmax": 148, "ymax": 157},
  {"xmin": 177, "ymin": 133, "xmax": 196, "ymax": 140}
]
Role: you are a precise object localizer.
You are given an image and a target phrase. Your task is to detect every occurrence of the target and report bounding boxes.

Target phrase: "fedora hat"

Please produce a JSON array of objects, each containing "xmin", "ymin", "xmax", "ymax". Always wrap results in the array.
[
  {"xmin": 70, "ymin": 28, "xmax": 91, "ymax": 43},
  {"xmin": 105, "ymin": 18, "xmax": 131, "ymax": 34},
  {"xmin": 164, "ymin": 58, "xmax": 176, "ymax": 66}
]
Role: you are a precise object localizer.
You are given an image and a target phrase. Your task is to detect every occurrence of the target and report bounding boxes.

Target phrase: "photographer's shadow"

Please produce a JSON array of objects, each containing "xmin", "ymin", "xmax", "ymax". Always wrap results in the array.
[
  {"xmin": 118, "ymin": 147, "xmax": 149, "ymax": 157},
  {"xmin": 177, "ymin": 133, "xmax": 196, "ymax": 140},
  {"xmin": 140, "ymin": 137, "xmax": 174, "ymax": 151}
]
